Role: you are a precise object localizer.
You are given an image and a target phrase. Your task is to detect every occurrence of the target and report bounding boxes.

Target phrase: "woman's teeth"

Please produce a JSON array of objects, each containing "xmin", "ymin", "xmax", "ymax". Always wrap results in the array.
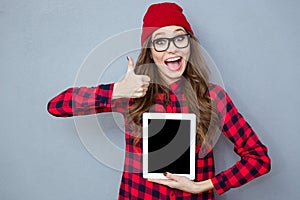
[
  {"xmin": 164, "ymin": 57, "xmax": 182, "ymax": 71},
  {"xmin": 165, "ymin": 57, "xmax": 181, "ymax": 62}
]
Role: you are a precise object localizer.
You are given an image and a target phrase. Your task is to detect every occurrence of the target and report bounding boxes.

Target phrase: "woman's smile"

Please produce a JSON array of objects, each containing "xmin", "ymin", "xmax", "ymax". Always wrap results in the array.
[{"xmin": 164, "ymin": 56, "xmax": 183, "ymax": 71}]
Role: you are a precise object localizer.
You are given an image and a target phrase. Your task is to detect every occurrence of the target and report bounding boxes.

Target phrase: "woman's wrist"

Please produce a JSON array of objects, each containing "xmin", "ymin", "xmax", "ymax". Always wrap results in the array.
[
  {"xmin": 112, "ymin": 82, "xmax": 119, "ymax": 99},
  {"xmin": 112, "ymin": 82, "xmax": 123, "ymax": 99},
  {"xmin": 192, "ymin": 179, "xmax": 214, "ymax": 194}
]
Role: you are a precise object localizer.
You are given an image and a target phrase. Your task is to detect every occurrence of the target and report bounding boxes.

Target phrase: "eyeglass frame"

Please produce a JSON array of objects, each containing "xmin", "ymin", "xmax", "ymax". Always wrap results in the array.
[{"xmin": 150, "ymin": 33, "xmax": 191, "ymax": 52}]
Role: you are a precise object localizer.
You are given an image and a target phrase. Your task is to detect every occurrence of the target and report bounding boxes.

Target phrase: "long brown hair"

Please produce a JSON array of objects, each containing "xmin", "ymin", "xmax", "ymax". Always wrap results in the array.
[{"xmin": 128, "ymin": 33, "xmax": 220, "ymax": 147}]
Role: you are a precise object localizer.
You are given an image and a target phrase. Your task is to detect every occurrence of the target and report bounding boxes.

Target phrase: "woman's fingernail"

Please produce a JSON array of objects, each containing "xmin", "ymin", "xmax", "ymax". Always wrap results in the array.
[
  {"xmin": 126, "ymin": 56, "xmax": 129, "ymax": 60},
  {"xmin": 163, "ymin": 172, "xmax": 168, "ymax": 176}
]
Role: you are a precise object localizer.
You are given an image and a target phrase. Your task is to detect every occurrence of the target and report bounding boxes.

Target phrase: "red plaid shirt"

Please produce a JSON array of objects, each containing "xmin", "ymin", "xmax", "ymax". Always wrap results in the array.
[{"xmin": 47, "ymin": 81, "xmax": 271, "ymax": 199}]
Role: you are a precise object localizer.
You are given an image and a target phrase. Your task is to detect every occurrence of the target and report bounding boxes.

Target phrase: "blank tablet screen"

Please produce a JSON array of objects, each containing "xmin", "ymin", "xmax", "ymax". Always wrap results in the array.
[{"xmin": 147, "ymin": 119, "xmax": 190, "ymax": 174}]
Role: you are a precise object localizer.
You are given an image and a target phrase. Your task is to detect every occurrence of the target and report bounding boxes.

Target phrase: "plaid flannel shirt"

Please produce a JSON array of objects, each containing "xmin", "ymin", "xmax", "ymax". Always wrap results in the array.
[{"xmin": 47, "ymin": 81, "xmax": 271, "ymax": 200}]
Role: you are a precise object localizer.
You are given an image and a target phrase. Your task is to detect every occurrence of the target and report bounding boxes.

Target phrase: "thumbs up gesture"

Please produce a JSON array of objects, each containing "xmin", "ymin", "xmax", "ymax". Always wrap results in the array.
[{"xmin": 112, "ymin": 56, "xmax": 151, "ymax": 99}]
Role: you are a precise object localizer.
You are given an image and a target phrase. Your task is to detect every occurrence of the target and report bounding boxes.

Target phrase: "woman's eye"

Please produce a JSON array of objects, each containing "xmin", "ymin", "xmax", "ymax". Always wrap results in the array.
[
  {"xmin": 175, "ymin": 36, "xmax": 185, "ymax": 42},
  {"xmin": 154, "ymin": 39, "xmax": 166, "ymax": 46}
]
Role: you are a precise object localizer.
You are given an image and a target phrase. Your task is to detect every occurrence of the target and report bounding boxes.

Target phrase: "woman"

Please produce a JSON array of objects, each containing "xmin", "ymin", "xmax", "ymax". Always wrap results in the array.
[{"xmin": 47, "ymin": 2, "xmax": 271, "ymax": 199}]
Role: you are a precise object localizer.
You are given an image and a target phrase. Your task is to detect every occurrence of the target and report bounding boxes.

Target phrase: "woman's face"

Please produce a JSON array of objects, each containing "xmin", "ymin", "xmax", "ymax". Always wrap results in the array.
[{"xmin": 150, "ymin": 25, "xmax": 191, "ymax": 84}]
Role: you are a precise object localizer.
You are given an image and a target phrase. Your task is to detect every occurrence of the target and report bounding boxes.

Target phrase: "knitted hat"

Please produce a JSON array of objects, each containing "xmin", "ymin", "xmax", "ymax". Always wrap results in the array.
[{"xmin": 141, "ymin": 2, "xmax": 194, "ymax": 46}]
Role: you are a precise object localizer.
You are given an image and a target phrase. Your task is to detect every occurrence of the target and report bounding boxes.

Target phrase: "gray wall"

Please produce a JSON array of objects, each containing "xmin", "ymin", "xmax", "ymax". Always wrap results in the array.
[{"xmin": 1, "ymin": 0, "xmax": 299, "ymax": 199}]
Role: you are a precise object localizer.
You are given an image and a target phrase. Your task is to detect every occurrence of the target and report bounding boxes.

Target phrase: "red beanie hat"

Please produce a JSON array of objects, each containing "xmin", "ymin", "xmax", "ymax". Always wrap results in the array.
[{"xmin": 141, "ymin": 2, "xmax": 194, "ymax": 46}]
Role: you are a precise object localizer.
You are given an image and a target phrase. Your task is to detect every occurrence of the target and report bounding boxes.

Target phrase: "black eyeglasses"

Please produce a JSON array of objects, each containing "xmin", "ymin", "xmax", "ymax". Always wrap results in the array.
[{"xmin": 151, "ymin": 34, "xmax": 191, "ymax": 52}]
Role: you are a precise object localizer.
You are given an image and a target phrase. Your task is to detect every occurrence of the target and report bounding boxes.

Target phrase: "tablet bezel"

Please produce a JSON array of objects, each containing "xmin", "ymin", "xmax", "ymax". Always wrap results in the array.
[{"xmin": 142, "ymin": 112, "xmax": 196, "ymax": 180}]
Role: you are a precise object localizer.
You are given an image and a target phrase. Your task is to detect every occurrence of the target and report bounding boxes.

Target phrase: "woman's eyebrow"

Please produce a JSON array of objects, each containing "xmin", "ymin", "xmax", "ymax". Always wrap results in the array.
[
  {"xmin": 173, "ymin": 28, "xmax": 186, "ymax": 33},
  {"xmin": 153, "ymin": 28, "xmax": 186, "ymax": 39}
]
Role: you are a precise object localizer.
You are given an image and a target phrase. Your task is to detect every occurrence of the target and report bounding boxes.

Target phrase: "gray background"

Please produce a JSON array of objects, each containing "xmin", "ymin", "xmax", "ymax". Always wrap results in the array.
[{"xmin": 1, "ymin": 0, "xmax": 299, "ymax": 199}]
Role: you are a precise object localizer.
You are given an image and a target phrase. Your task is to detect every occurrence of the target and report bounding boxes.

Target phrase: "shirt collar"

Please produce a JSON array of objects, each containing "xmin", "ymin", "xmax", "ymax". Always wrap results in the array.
[{"xmin": 169, "ymin": 78, "xmax": 184, "ymax": 94}]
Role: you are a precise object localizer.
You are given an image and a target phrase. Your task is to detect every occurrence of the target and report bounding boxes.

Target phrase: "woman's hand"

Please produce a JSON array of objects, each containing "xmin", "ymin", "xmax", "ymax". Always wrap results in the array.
[
  {"xmin": 112, "ymin": 56, "xmax": 150, "ymax": 99},
  {"xmin": 148, "ymin": 172, "xmax": 214, "ymax": 194}
]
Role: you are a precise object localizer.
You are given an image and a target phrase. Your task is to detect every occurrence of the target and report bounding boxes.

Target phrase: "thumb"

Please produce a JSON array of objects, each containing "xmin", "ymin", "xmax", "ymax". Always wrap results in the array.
[
  {"xmin": 127, "ymin": 56, "xmax": 135, "ymax": 72},
  {"xmin": 164, "ymin": 172, "xmax": 181, "ymax": 181}
]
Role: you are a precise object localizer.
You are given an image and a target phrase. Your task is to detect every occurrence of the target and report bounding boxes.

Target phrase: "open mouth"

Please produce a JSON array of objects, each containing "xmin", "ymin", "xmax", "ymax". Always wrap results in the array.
[{"xmin": 164, "ymin": 57, "xmax": 182, "ymax": 71}]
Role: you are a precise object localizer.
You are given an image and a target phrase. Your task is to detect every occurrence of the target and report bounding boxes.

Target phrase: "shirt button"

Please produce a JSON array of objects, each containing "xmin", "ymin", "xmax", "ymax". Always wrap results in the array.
[{"xmin": 169, "ymin": 191, "xmax": 176, "ymax": 200}]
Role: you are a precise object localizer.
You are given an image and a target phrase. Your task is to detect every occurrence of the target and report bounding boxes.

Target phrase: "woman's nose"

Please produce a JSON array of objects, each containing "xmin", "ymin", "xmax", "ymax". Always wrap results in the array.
[{"xmin": 166, "ymin": 41, "xmax": 177, "ymax": 53}]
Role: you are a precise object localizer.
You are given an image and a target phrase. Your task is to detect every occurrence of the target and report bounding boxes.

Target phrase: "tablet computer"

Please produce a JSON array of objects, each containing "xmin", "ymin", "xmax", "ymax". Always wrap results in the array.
[{"xmin": 143, "ymin": 113, "xmax": 196, "ymax": 180}]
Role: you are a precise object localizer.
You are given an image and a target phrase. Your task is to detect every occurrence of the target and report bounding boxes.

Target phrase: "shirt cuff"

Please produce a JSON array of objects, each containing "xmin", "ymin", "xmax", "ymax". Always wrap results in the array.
[{"xmin": 211, "ymin": 175, "xmax": 230, "ymax": 195}]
